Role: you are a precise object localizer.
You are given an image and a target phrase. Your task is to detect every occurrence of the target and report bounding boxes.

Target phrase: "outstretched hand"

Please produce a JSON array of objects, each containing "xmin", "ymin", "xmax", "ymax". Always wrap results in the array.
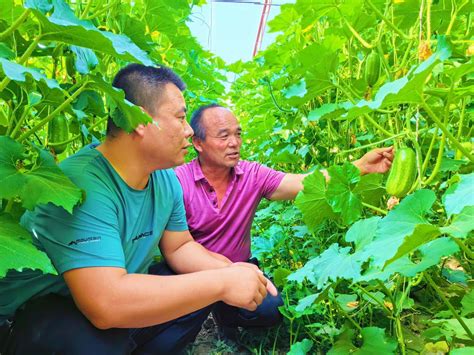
[{"xmin": 353, "ymin": 146, "xmax": 394, "ymax": 175}]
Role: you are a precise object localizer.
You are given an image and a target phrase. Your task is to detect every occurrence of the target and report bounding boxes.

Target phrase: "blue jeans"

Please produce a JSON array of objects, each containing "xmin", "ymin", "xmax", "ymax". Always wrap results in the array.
[
  {"xmin": 2, "ymin": 263, "xmax": 211, "ymax": 355},
  {"xmin": 213, "ymin": 258, "xmax": 284, "ymax": 329}
]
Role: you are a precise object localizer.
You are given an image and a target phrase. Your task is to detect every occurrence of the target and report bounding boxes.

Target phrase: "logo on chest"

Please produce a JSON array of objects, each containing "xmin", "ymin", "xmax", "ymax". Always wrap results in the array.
[{"xmin": 132, "ymin": 230, "xmax": 153, "ymax": 243}]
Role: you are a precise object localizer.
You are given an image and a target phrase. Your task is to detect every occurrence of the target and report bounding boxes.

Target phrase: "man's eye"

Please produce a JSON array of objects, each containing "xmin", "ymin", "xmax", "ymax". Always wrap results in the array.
[{"xmin": 219, "ymin": 135, "xmax": 228, "ymax": 140}]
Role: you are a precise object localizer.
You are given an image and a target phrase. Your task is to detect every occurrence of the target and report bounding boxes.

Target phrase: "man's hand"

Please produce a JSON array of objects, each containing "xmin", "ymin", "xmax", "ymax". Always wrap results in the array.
[
  {"xmin": 353, "ymin": 146, "xmax": 394, "ymax": 175},
  {"xmin": 219, "ymin": 264, "xmax": 270, "ymax": 311},
  {"xmin": 232, "ymin": 262, "xmax": 278, "ymax": 297}
]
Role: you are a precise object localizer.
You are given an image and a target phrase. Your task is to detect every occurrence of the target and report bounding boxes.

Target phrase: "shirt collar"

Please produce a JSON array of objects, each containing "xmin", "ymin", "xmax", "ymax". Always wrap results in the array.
[{"xmin": 191, "ymin": 158, "xmax": 244, "ymax": 182}]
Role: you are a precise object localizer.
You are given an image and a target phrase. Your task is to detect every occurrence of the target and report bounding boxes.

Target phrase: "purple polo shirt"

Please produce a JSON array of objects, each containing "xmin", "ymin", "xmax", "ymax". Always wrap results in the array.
[{"xmin": 175, "ymin": 159, "xmax": 285, "ymax": 262}]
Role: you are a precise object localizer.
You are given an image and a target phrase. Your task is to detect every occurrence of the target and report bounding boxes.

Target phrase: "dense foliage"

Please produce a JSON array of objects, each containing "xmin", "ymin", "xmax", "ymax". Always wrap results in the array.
[
  {"xmin": 1, "ymin": 0, "xmax": 473, "ymax": 354},
  {"xmin": 228, "ymin": 0, "xmax": 474, "ymax": 353}
]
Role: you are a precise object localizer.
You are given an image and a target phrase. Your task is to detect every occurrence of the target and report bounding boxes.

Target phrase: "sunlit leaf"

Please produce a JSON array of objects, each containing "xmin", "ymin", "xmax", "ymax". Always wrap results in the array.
[
  {"xmin": 326, "ymin": 163, "xmax": 362, "ymax": 225},
  {"xmin": 295, "ymin": 171, "xmax": 335, "ymax": 230},
  {"xmin": 27, "ymin": 0, "xmax": 153, "ymax": 65},
  {"xmin": 328, "ymin": 327, "xmax": 397, "ymax": 355},
  {"xmin": 0, "ymin": 58, "xmax": 60, "ymax": 89}
]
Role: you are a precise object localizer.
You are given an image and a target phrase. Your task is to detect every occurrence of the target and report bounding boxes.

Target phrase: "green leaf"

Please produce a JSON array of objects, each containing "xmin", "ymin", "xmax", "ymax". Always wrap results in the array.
[
  {"xmin": 288, "ymin": 339, "xmax": 313, "ymax": 355},
  {"xmin": 326, "ymin": 163, "xmax": 362, "ymax": 225},
  {"xmin": 430, "ymin": 318, "xmax": 474, "ymax": 341},
  {"xmin": 295, "ymin": 171, "xmax": 334, "ymax": 230},
  {"xmin": 359, "ymin": 237, "xmax": 459, "ymax": 282},
  {"xmin": 451, "ymin": 348, "xmax": 474, "ymax": 355},
  {"xmin": 354, "ymin": 173, "xmax": 385, "ymax": 206},
  {"xmin": 0, "ymin": 43, "xmax": 15, "ymax": 60},
  {"xmin": 88, "ymin": 74, "xmax": 151, "ymax": 133},
  {"xmin": 0, "ymin": 58, "xmax": 60, "ymax": 89},
  {"xmin": 329, "ymin": 327, "xmax": 397, "ymax": 355},
  {"xmin": 384, "ymin": 224, "xmax": 441, "ymax": 268},
  {"xmin": 366, "ymin": 189, "xmax": 437, "ymax": 268},
  {"xmin": 345, "ymin": 216, "xmax": 381, "ymax": 250},
  {"xmin": 0, "ymin": 214, "xmax": 57, "ymax": 277},
  {"xmin": 283, "ymin": 79, "xmax": 307, "ymax": 99},
  {"xmin": 295, "ymin": 293, "xmax": 318, "ymax": 312},
  {"xmin": 292, "ymin": 243, "xmax": 362, "ymax": 289},
  {"xmin": 461, "ymin": 288, "xmax": 474, "ymax": 317},
  {"xmin": 443, "ymin": 173, "xmax": 474, "ymax": 218},
  {"xmin": 28, "ymin": 0, "xmax": 153, "ymax": 65},
  {"xmin": 0, "ymin": 136, "xmax": 83, "ymax": 213},
  {"xmin": 273, "ymin": 267, "xmax": 292, "ymax": 287},
  {"xmin": 441, "ymin": 206, "xmax": 474, "ymax": 239},
  {"xmin": 70, "ymin": 45, "xmax": 98, "ymax": 75}
]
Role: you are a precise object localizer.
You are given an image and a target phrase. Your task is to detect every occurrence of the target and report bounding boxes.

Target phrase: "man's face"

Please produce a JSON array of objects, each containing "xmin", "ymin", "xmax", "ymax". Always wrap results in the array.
[
  {"xmin": 194, "ymin": 107, "xmax": 242, "ymax": 169},
  {"xmin": 142, "ymin": 83, "xmax": 193, "ymax": 169}
]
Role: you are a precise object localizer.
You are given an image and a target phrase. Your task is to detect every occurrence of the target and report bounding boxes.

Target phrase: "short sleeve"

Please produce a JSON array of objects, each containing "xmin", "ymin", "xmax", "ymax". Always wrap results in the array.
[
  {"xmin": 21, "ymin": 178, "xmax": 125, "ymax": 274},
  {"xmin": 164, "ymin": 171, "xmax": 189, "ymax": 232},
  {"xmin": 254, "ymin": 164, "xmax": 286, "ymax": 200}
]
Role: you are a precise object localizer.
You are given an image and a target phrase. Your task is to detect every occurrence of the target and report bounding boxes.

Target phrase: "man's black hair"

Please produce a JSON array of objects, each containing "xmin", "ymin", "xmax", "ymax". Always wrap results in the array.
[
  {"xmin": 107, "ymin": 64, "xmax": 186, "ymax": 136},
  {"xmin": 190, "ymin": 103, "xmax": 224, "ymax": 140}
]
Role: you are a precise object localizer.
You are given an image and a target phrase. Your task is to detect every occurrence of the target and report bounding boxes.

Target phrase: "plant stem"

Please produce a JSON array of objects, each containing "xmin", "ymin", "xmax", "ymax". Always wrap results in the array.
[
  {"xmin": 0, "ymin": 9, "xmax": 31, "ymax": 41},
  {"xmin": 0, "ymin": 34, "xmax": 43, "ymax": 92},
  {"xmin": 446, "ymin": 0, "xmax": 469, "ymax": 36},
  {"xmin": 422, "ymin": 132, "xmax": 445, "ymax": 185},
  {"xmin": 452, "ymin": 238, "xmax": 474, "ymax": 261},
  {"xmin": 421, "ymin": 101, "xmax": 474, "ymax": 162},
  {"xmin": 17, "ymin": 83, "xmax": 88, "ymax": 143},
  {"xmin": 265, "ymin": 78, "xmax": 293, "ymax": 113},
  {"xmin": 424, "ymin": 273, "xmax": 474, "ymax": 340},
  {"xmin": 355, "ymin": 285, "xmax": 392, "ymax": 316},
  {"xmin": 362, "ymin": 202, "xmax": 387, "ymax": 215},
  {"xmin": 365, "ymin": 0, "xmax": 412, "ymax": 41},
  {"xmin": 421, "ymin": 128, "xmax": 439, "ymax": 176},
  {"xmin": 395, "ymin": 315, "xmax": 406, "ymax": 355},
  {"xmin": 8, "ymin": 106, "xmax": 31, "ymax": 138}
]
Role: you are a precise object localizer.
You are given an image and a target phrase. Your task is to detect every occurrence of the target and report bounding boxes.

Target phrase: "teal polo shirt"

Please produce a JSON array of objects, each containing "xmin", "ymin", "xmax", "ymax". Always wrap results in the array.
[{"xmin": 0, "ymin": 144, "xmax": 188, "ymax": 322}]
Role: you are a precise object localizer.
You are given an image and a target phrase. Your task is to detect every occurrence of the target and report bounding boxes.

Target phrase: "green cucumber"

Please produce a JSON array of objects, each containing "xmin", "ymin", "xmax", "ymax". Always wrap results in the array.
[
  {"xmin": 386, "ymin": 147, "xmax": 416, "ymax": 198},
  {"xmin": 364, "ymin": 51, "xmax": 381, "ymax": 87},
  {"xmin": 48, "ymin": 115, "xmax": 69, "ymax": 154}
]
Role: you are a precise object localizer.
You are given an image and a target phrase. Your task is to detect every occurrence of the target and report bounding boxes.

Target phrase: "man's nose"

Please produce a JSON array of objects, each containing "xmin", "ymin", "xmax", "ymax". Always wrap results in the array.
[{"xmin": 185, "ymin": 120, "xmax": 194, "ymax": 138}]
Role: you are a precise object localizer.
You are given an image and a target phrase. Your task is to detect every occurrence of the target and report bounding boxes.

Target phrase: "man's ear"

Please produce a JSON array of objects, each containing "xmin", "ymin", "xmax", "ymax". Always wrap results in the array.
[{"xmin": 192, "ymin": 136, "xmax": 203, "ymax": 153}]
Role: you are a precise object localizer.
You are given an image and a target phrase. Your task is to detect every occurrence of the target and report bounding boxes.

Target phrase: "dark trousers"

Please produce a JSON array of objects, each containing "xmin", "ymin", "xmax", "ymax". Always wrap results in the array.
[
  {"xmin": 213, "ymin": 258, "xmax": 283, "ymax": 329},
  {"xmin": 1, "ymin": 263, "xmax": 211, "ymax": 355}
]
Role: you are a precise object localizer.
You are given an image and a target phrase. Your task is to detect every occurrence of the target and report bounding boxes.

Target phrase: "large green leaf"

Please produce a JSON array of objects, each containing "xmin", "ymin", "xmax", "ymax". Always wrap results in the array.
[
  {"xmin": 0, "ymin": 136, "xmax": 83, "ymax": 213},
  {"xmin": 295, "ymin": 170, "xmax": 334, "ymax": 230},
  {"xmin": 443, "ymin": 173, "xmax": 474, "ymax": 218},
  {"xmin": 326, "ymin": 163, "xmax": 362, "ymax": 225},
  {"xmin": 27, "ymin": 0, "xmax": 153, "ymax": 65},
  {"xmin": 0, "ymin": 58, "xmax": 60, "ymax": 89},
  {"xmin": 289, "ymin": 243, "xmax": 362, "ymax": 289},
  {"xmin": 345, "ymin": 216, "xmax": 381, "ymax": 250},
  {"xmin": 441, "ymin": 206, "xmax": 474, "ymax": 239},
  {"xmin": 359, "ymin": 238, "xmax": 459, "ymax": 282},
  {"xmin": 328, "ymin": 327, "xmax": 397, "ymax": 355},
  {"xmin": 384, "ymin": 224, "xmax": 441, "ymax": 268},
  {"xmin": 0, "ymin": 214, "xmax": 57, "ymax": 277},
  {"xmin": 366, "ymin": 189, "xmax": 437, "ymax": 268}
]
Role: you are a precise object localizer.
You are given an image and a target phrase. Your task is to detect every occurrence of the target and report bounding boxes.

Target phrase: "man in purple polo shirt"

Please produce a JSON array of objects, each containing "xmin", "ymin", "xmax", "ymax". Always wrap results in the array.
[{"xmin": 175, "ymin": 104, "xmax": 394, "ymax": 340}]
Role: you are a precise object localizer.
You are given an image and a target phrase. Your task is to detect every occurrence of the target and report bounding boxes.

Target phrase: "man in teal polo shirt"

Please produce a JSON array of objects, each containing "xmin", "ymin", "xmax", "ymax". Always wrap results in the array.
[
  {"xmin": 176, "ymin": 104, "xmax": 394, "ymax": 341},
  {"xmin": 0, "ymin": 65, "xmax": 276, "ymax": 354}
]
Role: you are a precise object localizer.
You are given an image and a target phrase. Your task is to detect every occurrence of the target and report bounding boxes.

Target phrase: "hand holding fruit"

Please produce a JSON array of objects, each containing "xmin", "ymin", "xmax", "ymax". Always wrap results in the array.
[{"xmin": 353, "ymin": 146, "xmax": 394, "ymax": 175}]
